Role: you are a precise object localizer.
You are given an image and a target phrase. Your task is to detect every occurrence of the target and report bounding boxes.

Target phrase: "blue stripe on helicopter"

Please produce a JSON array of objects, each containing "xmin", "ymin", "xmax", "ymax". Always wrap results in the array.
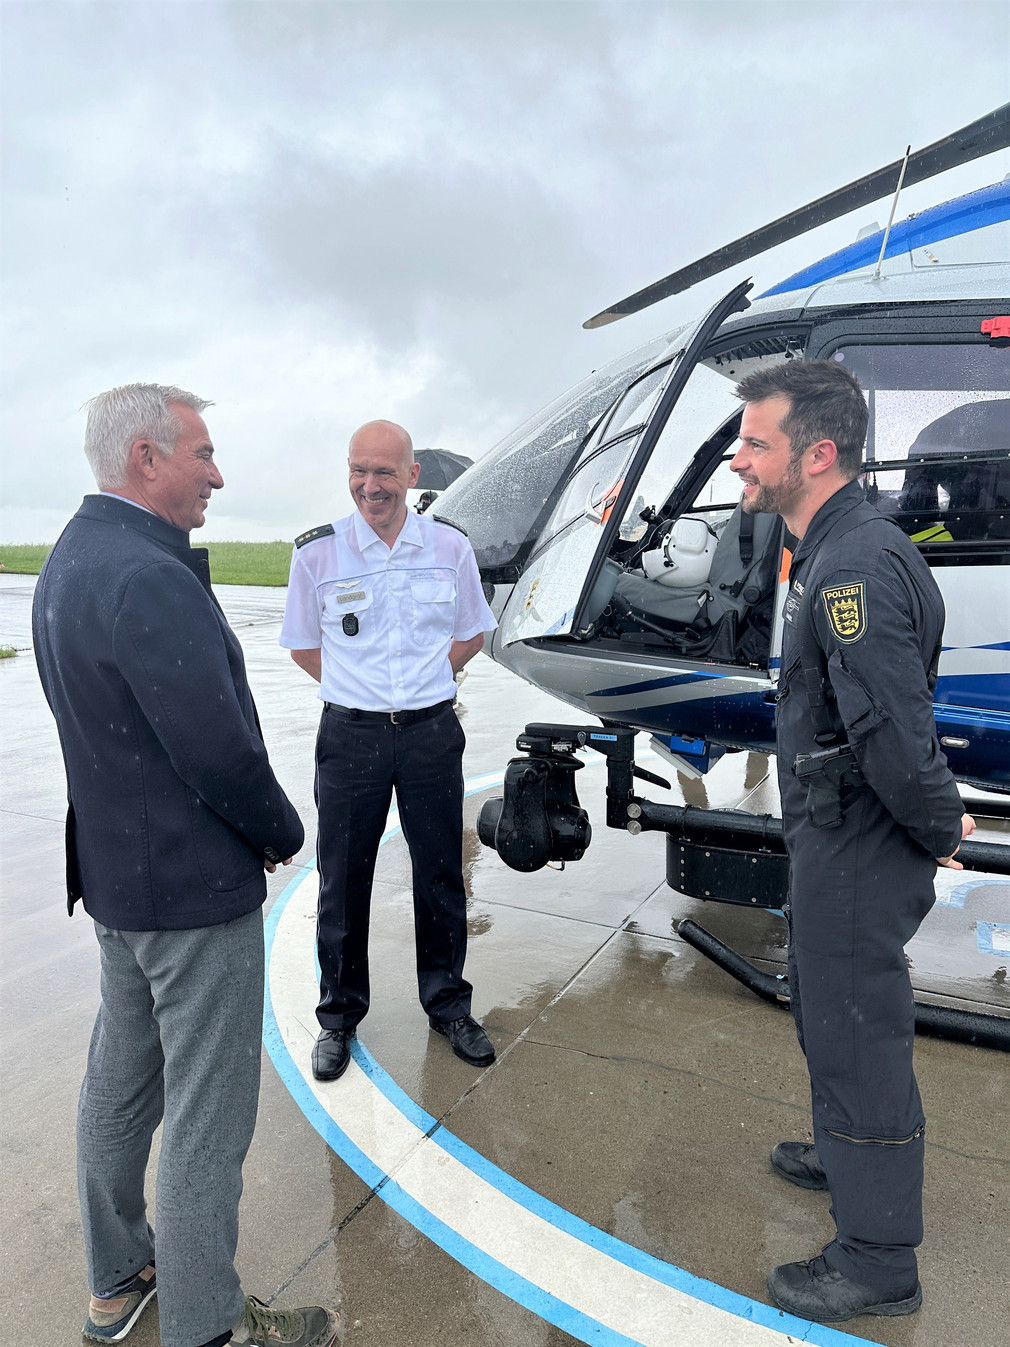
[
  {"xmin": 592, "ymin": 671, "xmax": 732, "ymax": 698},
  {"xmin": 584, "ymin": 664, "xmax": 1006, "ymax": 695},
  {"xmin": 934, "ymin": 704, "xmax": 1010, "ymax": 728},
  {"xmin": 588, "ymin": 677, "xmax": 1008, "ymax": 714},
  {"xmin": 934, "ymin": 670, "xmax": 1010, "ymax": 716},
  {"xmin": 761, "ymin": 180, "xmax": 1010, "ymax": 298}
]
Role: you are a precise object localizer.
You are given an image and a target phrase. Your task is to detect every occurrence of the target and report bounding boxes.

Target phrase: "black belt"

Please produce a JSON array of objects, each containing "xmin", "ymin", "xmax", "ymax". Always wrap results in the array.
[{"xmin": 324, "ymin": 700, "xmax": 451, "ymax": 726}]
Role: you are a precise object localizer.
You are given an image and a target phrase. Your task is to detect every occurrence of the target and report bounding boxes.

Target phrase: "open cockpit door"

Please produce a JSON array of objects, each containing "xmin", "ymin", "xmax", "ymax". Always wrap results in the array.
[
  {"xmin": 431, "ymin": 334, "xmax": 673, "ymax": 584},
  {"xmin": 499, "ymin": 280, "xmax": 752, "ymax": 647}
]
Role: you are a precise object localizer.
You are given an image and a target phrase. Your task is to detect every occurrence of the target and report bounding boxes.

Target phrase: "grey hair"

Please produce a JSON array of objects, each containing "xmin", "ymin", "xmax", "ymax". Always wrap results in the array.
[{"xmin": 83, "ymin": 384, "xmax": 213, "ymax": 489}]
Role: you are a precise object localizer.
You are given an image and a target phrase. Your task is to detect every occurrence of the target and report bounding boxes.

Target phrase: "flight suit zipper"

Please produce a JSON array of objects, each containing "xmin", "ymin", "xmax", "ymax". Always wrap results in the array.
[{"xmin": 824, "ymin": 1124, "xmax": 924, "ymax": 1145}]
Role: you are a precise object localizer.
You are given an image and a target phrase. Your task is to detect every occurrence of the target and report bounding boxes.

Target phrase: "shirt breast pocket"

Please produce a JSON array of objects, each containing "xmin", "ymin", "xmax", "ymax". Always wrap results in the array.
[
  {"xmin": 410, "ymin": 579, "xmax": 456, "ymax": 643},
  {"xmin": 323, "ymin": 590, "xmax": 377, "ymax": 649}
]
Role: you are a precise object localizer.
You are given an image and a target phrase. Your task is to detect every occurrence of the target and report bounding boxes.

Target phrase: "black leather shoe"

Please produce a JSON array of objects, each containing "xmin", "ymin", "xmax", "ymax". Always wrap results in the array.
[
  {"xmin": 429, "ymin": 1014, "xmax": 495, "ymax": 1067},
  {"xmin": 312, "ymin": 1029, "xmax": 355, "ymax": 1081},
  {"xmin": 767, "ymin": 1254, "xmax": 921, "ymax": 1323},
  {"xmin": 770, "ymin": 1141, "xmax": 829, "ymax": 1190}
]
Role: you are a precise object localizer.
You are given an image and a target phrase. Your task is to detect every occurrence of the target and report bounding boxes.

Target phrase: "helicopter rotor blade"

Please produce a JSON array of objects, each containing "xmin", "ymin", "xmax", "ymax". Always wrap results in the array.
[{"xmin": 583, "ymin": 102, "xmax": 1010, "ymax": 329}]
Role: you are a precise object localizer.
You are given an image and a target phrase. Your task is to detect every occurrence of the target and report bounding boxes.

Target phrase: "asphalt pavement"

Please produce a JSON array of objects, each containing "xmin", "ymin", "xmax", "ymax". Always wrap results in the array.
[{"xmin": 2, "ymin": 573, "xmax": 1007, "ymax": 1347}]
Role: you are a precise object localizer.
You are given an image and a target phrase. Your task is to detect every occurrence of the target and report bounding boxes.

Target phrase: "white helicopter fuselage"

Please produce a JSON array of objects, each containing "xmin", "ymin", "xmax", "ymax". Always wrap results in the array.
[{"xmin": 437, "ymin": 182, "xmax": 1010, "ymax": 794}]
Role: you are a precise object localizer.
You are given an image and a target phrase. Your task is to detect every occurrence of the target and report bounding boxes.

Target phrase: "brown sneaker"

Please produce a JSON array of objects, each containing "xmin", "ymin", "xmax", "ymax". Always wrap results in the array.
[
  {"xmin": 82, "ymin": 1263, "xmax": 157, "ymax": 1341},
  {"xmin": 228, "ymin": 1295, "xmax": 341, "ymax": 1346}
]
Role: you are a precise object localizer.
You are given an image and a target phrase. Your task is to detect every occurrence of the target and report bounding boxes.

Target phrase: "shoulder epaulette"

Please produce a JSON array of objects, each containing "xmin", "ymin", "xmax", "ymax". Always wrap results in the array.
[
  {"xmin": 294, "ymin": 523, "xmax": 335, "ymax": 548},
  {"xmin": 430, "ymin": 514, "xmax": 468, "ymax": 537}
]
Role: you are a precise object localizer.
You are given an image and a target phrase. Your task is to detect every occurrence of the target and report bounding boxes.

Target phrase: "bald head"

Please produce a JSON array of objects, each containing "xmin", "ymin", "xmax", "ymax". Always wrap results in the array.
[
  {"xmin": 349, "ymin": 419, "xmax": 414, "ymax": 469},
  {"xmin": 348, "ymin": 419, "xmax": 420, "ymax": 544}
]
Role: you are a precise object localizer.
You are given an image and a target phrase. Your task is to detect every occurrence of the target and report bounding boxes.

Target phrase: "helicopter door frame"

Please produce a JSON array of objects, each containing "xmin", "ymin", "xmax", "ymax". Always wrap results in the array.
[
  {"xmin": 569, "ymin": 278, "xmax": 753, "ymax": 636},
  {"xmin": 497, "ymin": 279, "xmax": 752, "ymax": 648}
]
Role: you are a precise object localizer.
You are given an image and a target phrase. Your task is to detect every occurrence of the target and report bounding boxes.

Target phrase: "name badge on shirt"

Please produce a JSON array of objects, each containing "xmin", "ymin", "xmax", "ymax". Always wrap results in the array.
[
  {"xmin": 337, "ymin": 590, "xmax": 366, "ymax": 605},
  {"xmin": 783, "ymin": 582, "xmax": 803, "ymax": 626}
]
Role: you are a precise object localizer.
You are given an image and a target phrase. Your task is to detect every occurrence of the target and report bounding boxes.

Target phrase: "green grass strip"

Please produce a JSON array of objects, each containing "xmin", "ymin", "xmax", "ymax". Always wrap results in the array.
[
  {"xmin": 0, "ymin": 540, "xmax": 293, "ymax": 587},
  {"xmin": 203, "ymin": 541, "xmax": 293, "ymax": 586},
  {"xmin": 0, "ymin": 544, "xmax": 51, "ymax": 575}
]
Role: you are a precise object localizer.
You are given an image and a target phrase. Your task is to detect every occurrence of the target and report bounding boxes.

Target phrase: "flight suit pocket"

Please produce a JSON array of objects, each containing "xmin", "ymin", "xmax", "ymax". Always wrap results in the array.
[
  {"xmin": 827, "ymin": 651, "xmax": 888, "ymax": 744},
  {"xmin": 775, "ymin": 657, "xmax": 802, "ymax": 703}
]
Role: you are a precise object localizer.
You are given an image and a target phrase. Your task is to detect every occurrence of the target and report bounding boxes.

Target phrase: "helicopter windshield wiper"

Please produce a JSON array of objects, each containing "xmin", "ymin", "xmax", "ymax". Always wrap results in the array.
[{"xmin": 584, "ymin": 102, "xmax": 1010, "ymax": 329}]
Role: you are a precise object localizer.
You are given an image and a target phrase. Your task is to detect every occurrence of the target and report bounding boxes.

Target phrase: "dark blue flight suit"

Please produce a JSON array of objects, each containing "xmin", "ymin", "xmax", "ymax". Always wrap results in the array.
[{"xmin": 776, "ymin": 479, "xmax": 964, "ymax": 1290}]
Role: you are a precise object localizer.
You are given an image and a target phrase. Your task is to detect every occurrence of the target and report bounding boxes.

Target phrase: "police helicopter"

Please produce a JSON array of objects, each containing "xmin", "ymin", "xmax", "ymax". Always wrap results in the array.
[{"xmin": 431, "ymin": 104, "xmax": 1010, "ymax": 1049}]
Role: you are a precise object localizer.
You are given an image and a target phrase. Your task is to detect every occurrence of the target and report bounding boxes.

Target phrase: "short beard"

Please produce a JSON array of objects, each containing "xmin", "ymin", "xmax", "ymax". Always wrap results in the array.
[{"xmin": 741, "ymin": 453, "xmax": 804, "ymax": 516}]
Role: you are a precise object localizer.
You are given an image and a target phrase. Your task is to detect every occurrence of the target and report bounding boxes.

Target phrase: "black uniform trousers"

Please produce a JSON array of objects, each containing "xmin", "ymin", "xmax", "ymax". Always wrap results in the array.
[
  {"xmin": 314, "ymin": 700, "xmax": 473, "ymax": 1031},
  {"xmin": 784, "ymin": 777, "xmax": 936, "ymax": 1290}
]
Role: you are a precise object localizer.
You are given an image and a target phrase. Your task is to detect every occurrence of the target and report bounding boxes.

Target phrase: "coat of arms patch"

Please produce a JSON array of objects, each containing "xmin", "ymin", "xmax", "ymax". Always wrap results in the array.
[{"xmin": 821, "ymin": 581, "xmax": 867, "ymax": 643}]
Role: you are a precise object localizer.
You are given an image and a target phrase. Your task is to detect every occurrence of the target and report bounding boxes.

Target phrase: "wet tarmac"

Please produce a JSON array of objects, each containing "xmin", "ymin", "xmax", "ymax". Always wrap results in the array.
[{"xmin": 2, "ymin": 572, "xmax": 1008, "ymax": 1347}]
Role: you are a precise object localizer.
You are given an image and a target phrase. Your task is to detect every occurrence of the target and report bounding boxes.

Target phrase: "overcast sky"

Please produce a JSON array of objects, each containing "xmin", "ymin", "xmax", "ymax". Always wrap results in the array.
[{"xmin": 2, "ymin": 0, "xmax": 1008, "ymax": 542}]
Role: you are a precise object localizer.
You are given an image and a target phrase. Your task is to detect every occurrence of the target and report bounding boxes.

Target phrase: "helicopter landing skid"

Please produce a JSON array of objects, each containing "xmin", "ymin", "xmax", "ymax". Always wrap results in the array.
[
  {"xmin": 677, "ymin": 917, "xmax": 1010, "ymax": 1053},
  {"xmin": 479, "ymin": 722, "xmax": 1010, "ymax": 1050}
]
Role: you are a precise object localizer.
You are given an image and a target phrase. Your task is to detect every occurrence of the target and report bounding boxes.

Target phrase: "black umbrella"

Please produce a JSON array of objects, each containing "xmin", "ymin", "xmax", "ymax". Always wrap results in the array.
[{"xmin": 413, "ymin": 448, "xmax": 473, "ymax": 491}]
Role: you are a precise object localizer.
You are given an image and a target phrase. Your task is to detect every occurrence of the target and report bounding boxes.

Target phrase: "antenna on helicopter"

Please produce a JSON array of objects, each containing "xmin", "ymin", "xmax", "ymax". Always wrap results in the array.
[
  {"xmin": 583, "ymin": 103, "xmax": 1010, "ymax": 329},
  {"xmin": 872, "ymin": 144, "xmax": 911, "ymax": 282}
]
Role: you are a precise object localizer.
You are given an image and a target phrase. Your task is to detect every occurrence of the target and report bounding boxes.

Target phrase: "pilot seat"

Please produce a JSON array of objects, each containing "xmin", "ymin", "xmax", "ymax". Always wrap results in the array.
[
  {"xmin": 894, "ymin": 399, "xmax": 1010, "ymax": 541},
  {"xmin": 608, "ymin": 504, "xmax": 782, "ymax": 665}
]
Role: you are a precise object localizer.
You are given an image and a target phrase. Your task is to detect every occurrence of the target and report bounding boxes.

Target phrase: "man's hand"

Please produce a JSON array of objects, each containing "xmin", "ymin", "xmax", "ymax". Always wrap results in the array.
[
  {"xmin": 936, "ymin": 813, "xmax": 976, "ymax": 870},
  {"xmin": 264, "ymin": 856, "xmax": 294, "ymax": 875}
]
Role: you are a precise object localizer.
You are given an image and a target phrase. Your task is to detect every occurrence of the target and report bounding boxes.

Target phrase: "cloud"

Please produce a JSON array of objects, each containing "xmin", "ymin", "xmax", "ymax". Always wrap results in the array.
[{"xmin": 2, "ymin": 0, "xmax": 1007, "ymax": 540}]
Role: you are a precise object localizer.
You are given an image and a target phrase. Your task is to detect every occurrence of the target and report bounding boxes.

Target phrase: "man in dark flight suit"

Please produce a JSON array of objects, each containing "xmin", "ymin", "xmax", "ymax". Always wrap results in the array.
[{"xmin": 729, "ymin": 361, "xmax": 974, "ymax": 1324}]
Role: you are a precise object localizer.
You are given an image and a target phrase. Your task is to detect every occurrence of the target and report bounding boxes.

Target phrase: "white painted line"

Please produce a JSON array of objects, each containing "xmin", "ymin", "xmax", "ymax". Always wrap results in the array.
[{"xmin": 266, "ymin": 852, "xmax": 877, "ymax": 1347}]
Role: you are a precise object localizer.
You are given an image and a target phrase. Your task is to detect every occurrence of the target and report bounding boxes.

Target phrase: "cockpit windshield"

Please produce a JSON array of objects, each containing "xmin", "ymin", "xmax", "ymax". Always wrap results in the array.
[{"xmin": 432, "ymin": 331, "xmax": 681, "ymax": 580}]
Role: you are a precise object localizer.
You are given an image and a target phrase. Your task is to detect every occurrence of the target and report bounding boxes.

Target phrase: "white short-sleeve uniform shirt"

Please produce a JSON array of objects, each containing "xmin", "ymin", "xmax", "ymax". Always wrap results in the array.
[{"xmin": 280, "ymin": 509, "xmax": 497, "ymax": 711}]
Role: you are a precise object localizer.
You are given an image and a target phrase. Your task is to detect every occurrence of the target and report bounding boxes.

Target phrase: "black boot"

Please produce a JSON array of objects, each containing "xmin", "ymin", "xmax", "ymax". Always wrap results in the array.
[
  {"xmin": 770, "ymin": 1141, "xmax": 829, "ymax": 1191},
  {"xmin": 768, "ymin": 1254, "xmax": 921, "ymax": 1323}
]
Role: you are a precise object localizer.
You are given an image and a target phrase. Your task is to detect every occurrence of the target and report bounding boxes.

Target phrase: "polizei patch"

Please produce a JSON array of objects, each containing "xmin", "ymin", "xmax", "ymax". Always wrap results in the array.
[{"xmin": 821, "ymin": 582, "xmax": 867, "ymax": 642}]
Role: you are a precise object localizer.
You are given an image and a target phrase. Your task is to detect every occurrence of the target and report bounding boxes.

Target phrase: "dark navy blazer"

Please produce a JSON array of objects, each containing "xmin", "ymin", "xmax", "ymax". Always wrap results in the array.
[{"xmin": 33, "ymin": 495, "xmax": 304, "ymax": 930}]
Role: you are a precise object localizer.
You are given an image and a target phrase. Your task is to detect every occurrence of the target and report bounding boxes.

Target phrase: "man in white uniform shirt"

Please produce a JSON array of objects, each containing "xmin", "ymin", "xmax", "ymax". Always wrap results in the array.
[{"xmin": 281, "ymin": 420, "xmax": 497, "ymax": 1081}]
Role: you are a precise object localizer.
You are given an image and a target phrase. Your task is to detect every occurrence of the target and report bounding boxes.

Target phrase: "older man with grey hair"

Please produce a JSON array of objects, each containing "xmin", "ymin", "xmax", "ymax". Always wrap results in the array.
[{"xmin": 33, "ymin": 385, "xmax": 340, "ymax": 1347}]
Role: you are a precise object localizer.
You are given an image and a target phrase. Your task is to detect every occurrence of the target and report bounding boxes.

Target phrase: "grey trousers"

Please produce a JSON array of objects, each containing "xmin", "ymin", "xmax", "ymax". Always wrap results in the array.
[{"xmin": 79, "ymin": 910, "xmax": 264, "ymax": 1347}]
